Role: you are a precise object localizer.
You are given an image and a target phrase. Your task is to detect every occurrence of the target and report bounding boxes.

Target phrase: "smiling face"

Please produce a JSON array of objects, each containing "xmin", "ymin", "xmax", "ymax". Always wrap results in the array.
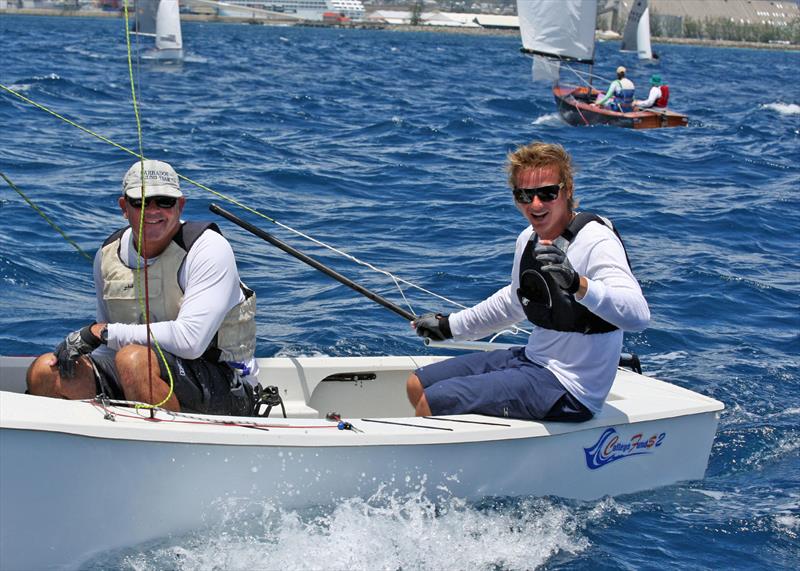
[
  {"xmin": 119, "ymin": 195, "xmax": 186, "ymax": 258},
  {"xmin": 513, "ymin": 165, "xmax": 572, "ymax": 241}
]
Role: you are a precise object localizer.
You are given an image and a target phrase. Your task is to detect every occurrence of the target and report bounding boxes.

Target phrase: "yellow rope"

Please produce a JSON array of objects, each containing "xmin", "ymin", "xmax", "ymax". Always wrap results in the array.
[
  {"xmin": 0, "ymin": 172, "xmax": 93, "ymax": 262},
  {"xmin": 0, "ymin": 81, "xmax": 476, "ymax": 314},
  {"xmin": 122, "ymin": 1, "xmax": 175, "ymax": 410},
  {"xmin": 0, "ymin": 82, "xmax": 278, "ymax": 225}
]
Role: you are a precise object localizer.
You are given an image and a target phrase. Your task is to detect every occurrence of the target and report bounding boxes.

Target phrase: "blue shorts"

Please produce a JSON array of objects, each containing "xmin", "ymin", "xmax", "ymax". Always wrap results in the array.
[{"xmin": 415, "ymin": 346, "xmax": 592, "ymax": 422}]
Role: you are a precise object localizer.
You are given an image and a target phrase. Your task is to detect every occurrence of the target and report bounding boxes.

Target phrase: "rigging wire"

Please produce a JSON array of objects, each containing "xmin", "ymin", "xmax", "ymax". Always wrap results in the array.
[{"xmin": 561, "ymin": 63, "xmax": 613, "ymax": 89}]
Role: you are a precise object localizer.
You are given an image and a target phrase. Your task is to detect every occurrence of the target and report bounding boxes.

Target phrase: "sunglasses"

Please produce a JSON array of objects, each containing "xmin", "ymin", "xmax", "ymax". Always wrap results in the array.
[
  {"xmin": 512, "ymin": 183, "xmax": 563, "ymax": 204},
  {"xmin": 126, "ymin": 196, "xmax": 178, "ymax": 209}
]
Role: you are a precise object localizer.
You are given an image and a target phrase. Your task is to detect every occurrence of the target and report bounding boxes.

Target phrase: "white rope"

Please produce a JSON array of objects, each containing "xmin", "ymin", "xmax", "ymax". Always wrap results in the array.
[
  {"xmin": 91, "ymin": 397, "xmax": 339, "ymax": 428},
  {"xmin": 561, "ymin": 63, "xmax": 613, "ymax": 88},
  {"xmin": 250, "ymin": 219, "xmax": 531, "ymax": 337},
  {"xmin": 267, "ymin": 218, "xmax": 470, "ymax": 315}
]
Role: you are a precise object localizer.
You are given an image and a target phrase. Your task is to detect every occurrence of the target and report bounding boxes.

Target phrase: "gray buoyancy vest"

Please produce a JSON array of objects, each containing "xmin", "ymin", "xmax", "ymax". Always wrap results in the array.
[
  {"xmin": 100, "ymin": 222, "xmax": 256, "ymax": 362},
  {"xmin": 516, "ymin": 213, "xmax": 631, "ymax": 335}
]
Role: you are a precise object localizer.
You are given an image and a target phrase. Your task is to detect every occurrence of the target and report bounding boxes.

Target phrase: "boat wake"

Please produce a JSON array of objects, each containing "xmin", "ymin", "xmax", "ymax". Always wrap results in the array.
[
  {"xmin": 84, "ymin": 486, "xmax": 628, "ymax": 570},
  {"xmin": 182, "ymin": 54, "xmax": 209, "ymax": 65},
  {"xmin": 532, "ymin": 112, "xmax": 563, "ymax": 126},
  {"xmin": 762, "ymin": 102, "xmax": 800, "ymax": 115}
]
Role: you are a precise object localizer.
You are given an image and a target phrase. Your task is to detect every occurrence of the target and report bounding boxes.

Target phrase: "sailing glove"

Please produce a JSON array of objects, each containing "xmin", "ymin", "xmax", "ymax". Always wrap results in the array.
[
  {"xmin": 535, "ymin": 241, "xmax": 581, "ymax": 294},
  {"xmin": 413, "ymin": 313, "xmax": 452, "ymax": 341},
  {"xmin": 54, "ymin": 324, "xmax": 102, "ymax": 378}
]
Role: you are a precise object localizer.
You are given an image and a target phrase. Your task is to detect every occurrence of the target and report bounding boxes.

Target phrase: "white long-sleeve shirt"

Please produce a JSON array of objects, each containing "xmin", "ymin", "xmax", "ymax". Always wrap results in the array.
[
  {"xmin": 448, "ymin": 219, "xmax": 650, "ymax": 414},
  {"xmin": 636, "ymin": 85, "xmax": 663, "ymax": 109},
  {"xmin": 93, "ymin": 226, "xmax": 258, "ymax": 384}
]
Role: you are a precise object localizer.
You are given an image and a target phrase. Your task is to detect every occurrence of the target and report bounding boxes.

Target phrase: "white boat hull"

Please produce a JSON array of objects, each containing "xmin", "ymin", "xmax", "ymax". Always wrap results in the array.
[{"xmin": 0, "ymin": 355, "xmax": 722, "ymax": 569}]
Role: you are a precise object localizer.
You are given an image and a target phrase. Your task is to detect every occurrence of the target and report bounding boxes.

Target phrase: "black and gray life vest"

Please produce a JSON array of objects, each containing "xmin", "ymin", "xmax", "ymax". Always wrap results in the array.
[
  {"xmin": 100, "ymin": 222, "xmax": 256, "ymax": 362},
  {"xmin": 516, "ymin": 213, "xmax": 631, "ymax": 335}
]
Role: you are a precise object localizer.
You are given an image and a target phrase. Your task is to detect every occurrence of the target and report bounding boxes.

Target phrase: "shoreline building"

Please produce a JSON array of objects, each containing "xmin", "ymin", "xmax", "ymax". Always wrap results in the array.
[
  {"xmin": 215, "ymin": 0, "xmax": 365, "ymax": 21},
  {"xmin": 601, "ymin": 0, "xmax": 800, "ymax": 32}
]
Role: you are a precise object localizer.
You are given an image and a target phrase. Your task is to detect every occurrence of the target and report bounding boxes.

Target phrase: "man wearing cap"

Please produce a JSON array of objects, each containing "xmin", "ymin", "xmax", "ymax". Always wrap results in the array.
[
  {"xmin": 594, "ymin": 66, "xmax": 635, "ymax": 112},
  {"xmin": 26, "ymin": 159, "xmax": 258, "ymax": 416},
  {"xmin": 634, "ymin": 74, "xmax": 669, "ymax": 110}
]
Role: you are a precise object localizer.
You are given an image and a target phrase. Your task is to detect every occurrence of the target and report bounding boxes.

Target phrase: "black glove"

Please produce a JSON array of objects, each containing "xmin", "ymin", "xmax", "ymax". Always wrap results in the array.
[
  {"xmin": 413, "ymin": 313, "xmax": 452, "ymax": 341},
  {"xmin": 534, "ymin": 241, "xmax": 581, "ymax": 294},
  {"xmin": 53, "ymin": 324, "xmax": 102, "ymax": 378}
]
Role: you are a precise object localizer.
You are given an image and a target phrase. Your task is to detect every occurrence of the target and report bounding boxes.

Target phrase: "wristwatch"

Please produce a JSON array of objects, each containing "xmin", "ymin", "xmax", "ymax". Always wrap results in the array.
[{"xmin": 100, "ymin": 326, "xmax": 108, "ymax": 345}]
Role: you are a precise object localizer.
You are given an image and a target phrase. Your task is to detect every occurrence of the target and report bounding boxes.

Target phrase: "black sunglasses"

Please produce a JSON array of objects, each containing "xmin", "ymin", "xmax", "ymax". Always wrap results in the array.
[
  {"xmin": 126, "ymin": 196, "xmax": 178, "ymax": 209},
  {"xmin": 512, "ymin": 183, "xmax": 563, "ymax": 204}
]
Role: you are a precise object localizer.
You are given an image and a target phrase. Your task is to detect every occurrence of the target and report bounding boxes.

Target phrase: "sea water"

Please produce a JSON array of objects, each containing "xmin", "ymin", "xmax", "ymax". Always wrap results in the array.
[{"xmin": 0, "ymin": 15, "xmax": 798, "ymax": 570}]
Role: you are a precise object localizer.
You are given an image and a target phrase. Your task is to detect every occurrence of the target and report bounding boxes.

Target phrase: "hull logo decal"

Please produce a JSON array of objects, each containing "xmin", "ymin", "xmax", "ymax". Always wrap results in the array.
[{"xmin": 584, "ymin": 428, "xmax": 666, "ymax": 470}]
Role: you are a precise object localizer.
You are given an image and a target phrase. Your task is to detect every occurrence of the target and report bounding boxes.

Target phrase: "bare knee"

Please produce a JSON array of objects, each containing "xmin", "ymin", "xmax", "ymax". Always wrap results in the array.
[
  {"xmin": 114, "ymin": 344, "xmax": 174, "ymax": 407},
  {"xmin": 115, "ymin": 344, "xmax": 156, "ymax": 391},
  {"xmin": 26, "ymin": 353, "xmax": 58, "ymax": 396},
  {"xmin": 415, "ymin": 393, "xmax": 432, "ymax": 417},
  {"xmin": 27, "ymin": 353, "xmax": 95, "ymax": 399},
  {"xmin": 406, "ymin": 373, "xmax": 424, "ymax": 406},
  {"xmin": 406, "ymin": 374, "xmax": 432, "ymax": 416},
  {"xmin": 115, "ymin": 344, "xmax": 152, "ymax": 373}
]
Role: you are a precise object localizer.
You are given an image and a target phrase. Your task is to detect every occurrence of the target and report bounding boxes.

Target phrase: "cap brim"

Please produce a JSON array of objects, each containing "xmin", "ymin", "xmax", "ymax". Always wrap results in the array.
[{"xmin": 124, "ymin": 185, "xmax": 183, "ymax": 199}]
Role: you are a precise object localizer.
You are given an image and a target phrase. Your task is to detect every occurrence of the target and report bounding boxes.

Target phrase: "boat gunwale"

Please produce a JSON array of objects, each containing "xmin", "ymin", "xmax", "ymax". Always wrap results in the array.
[{"xmin": 0, "ymin": 374, "xmax": 724, "ymax": 448}]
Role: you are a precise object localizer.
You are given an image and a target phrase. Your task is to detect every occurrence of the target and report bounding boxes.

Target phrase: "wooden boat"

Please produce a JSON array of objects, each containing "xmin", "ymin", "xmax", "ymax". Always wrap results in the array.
[
  {"xmin": 517, "ymin": 0, "xmax": 687, "ymax": 129},
  {"xmin": 0, "ymin": 352, "xmax": 723, "ymax": 569},
  {"xmin": 554, "ymin": 85, "xmax": 688, "ymax": 129}
]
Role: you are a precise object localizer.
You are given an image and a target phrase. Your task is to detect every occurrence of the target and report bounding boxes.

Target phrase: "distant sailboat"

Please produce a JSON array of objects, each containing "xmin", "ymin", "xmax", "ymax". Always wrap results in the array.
[
  {"xmin": 516, "ymin": 0, "xmax": 685, "ymax": 129},
  {"xmin": 621, "ymin": 0, "xmax": 653, "ymax": 60},
  {"xmin": 133, "ymin": 0, "xmax": 184, "ymax": 62}
]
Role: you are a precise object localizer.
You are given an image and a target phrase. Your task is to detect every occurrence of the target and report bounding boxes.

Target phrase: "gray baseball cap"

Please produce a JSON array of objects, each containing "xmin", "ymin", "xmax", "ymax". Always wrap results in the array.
[{"xmin": 122, "ymin": 160, "xmax": 182, "ymax": 198}]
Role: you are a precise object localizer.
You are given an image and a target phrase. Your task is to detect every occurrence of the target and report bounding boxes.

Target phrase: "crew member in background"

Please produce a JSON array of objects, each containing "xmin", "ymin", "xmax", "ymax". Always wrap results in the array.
[
  {"xmin": 26, "ymin": 159, "xmax": 258, "ymax": 416},
  {"xmin": 634, "ymin": 74, "xmax": 669, "ymax": 110},
  {"xmin": 594, "ymin": 66, "xmax": 636, "ymax": 112},
  {"xmin": 406, "ymin": 142, "xmax": 649, "ymax": 422}
]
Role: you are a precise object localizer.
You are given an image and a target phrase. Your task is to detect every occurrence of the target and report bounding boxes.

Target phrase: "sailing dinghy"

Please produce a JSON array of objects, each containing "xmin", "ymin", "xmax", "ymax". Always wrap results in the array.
[
  {"xmin": 0, "ymin": 206, "xmax": 723, "ymax": 568},
  {"xmin": 621, "ymin": 0, "xmax": 654, "ymax": 60},
  {"xmin": 133, "ymin": 0, "xmax": 184, "ymax": 62},
  {"xmin": 2, "ymin": 346, "xmax": 723, "ymax": 569},
  {"xmin": 517, "ymin": 0, "xmax": 686, "ymax": 128}
]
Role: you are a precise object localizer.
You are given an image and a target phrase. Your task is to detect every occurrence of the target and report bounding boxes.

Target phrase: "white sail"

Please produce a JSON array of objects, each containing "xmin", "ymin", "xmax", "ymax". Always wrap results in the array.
[
  {"xmin": 517, "ymin": 0, "xmax": 597, "ymax": 82},
  {"xmin": 517, "ymin": 0, "xmax": 597, "ymax": 62},
  {"xmin": 621, "ymin": 0, "xmax": 653, "ymax": 60},
  {"xmin": 133, "ymin": 0, "xmax": 158, "ymax": 36},
  {"xmin": 637, "ymin": 7, "xmax": 653, "ymax": 60},
  {"xmin": 155, "ymin": 0, "xmax": 183, "ymax": 52}
]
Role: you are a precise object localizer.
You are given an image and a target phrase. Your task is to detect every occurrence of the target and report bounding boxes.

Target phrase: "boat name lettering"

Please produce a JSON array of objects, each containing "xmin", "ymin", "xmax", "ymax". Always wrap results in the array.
[{"xmin": 584, "ymin": 427, "xmax": 666, "ymax": 470}]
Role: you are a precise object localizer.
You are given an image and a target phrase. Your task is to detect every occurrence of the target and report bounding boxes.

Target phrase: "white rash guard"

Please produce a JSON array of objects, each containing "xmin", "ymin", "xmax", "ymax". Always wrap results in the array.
[{"xmin": 448, "ymin": 219, "xmax": 650, "ymax": 414}]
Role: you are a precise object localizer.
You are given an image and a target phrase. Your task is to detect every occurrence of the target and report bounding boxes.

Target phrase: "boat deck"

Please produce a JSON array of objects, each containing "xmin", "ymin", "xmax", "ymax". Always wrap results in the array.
[{"xmin": 0, "ymin": 355, "xmax": 722, "ymax": 446}]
